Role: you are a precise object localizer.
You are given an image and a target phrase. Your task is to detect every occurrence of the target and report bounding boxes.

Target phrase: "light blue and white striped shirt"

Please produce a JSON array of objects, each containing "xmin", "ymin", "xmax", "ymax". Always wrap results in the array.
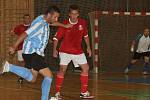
[{"xmin": 22, "ymin": 15, "xmax": 50, "ymax": 57}]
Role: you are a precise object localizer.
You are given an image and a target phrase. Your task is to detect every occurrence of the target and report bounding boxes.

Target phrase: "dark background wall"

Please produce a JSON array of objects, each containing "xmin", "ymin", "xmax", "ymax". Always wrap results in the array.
[{"xmin": 34, "ymin": 0, "xmax": 150, "ymax": 72}]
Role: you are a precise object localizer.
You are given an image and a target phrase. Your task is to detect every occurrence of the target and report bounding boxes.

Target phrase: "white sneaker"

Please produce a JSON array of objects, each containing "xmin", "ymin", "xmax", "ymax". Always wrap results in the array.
[
  {"xmin": 80, "ymin": 91, "xmax": 94, "ymax": 99},
  {"xmin": 0, "ymin": 59, "xmax": 10, "ymax": 74},
  {"xmin": 49, "ymin": 97, "xmax": 58, "ymax": 100},
  {"xmin": 55, "ymin": 92, "xmax": 61, "ymax": 99}
]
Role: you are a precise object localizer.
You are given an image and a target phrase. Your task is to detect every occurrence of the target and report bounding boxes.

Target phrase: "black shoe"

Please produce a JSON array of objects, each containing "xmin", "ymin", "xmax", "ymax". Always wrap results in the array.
[{"xmin": 18, "ymin": 77, "xmax": 23, "ymax": 84}]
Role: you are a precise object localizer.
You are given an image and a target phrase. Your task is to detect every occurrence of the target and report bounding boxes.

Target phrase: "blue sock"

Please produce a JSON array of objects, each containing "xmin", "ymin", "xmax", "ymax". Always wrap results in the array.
[
  {"xmin": 143, "ymin": 63, "xmax": 149, "ymax": 72},
  {"xmin": 9, "ymin": 64, "xmax": 33, "ymax": 81},
  {"xmin": 41, "ymin": 77, "xmax": 52, "ymax": 100}
]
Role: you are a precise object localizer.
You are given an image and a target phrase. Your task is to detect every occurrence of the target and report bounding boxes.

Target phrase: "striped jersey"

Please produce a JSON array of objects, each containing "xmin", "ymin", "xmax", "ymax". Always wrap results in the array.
[{"xmin": 22, "ymin": 15, "xmax": 50, "ymax": 56}]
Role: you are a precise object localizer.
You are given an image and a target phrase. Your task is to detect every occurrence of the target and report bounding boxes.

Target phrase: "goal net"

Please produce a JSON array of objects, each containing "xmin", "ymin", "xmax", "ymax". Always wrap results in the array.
[{"xmin": 88, "ymin": 11, "xmax": 150, "ymax": 73}]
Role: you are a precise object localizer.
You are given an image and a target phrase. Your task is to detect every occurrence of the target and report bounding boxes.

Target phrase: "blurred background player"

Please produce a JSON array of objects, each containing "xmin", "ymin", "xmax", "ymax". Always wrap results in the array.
[
  {"xmin": 10, "ymin": 14, "xmax": 31, "ymax": 84},
  {"xmin": 124, "ymin": 28, "xmax": 150, "ymax": 75}
]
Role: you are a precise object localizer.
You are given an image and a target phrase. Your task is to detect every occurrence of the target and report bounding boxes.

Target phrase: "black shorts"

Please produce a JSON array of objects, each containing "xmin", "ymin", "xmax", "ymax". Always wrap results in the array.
[
  {"xmin": 22, "ymin": 53, "xmax": 48, "ymax": 71},
  {"xmin": 133, "ymin": 52, "xmax": 150, "ymax": 60}
]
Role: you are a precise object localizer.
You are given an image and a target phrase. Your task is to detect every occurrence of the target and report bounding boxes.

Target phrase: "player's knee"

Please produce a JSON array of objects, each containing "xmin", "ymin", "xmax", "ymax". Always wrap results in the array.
[
  {"xmin": 28, "ymin": 74, "xmax": 37, "ymax": 83},
  {"xmin": 82, "ymin": 67, "xmax": 89, "ymax": 73},
  {"xmin": 59, "ymin": 67, "xmax": 67, "ymax": 73},
  {"xmin": 57, "ymin": 72, "xmax": 65, "ymax": 77},
  {"xmin": 84, "ymin": 65, "xmax": 89, "ymax": 71},
  {"xmin": 30, "ymin": 79, "xmax": 36, "ymax": 83}
]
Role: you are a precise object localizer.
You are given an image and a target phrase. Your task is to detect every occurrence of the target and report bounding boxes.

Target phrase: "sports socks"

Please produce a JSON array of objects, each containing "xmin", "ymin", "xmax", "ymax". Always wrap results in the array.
[
  {"xmin": 9, "ymin": 64, "xmax": 33, "ymax": 81},
  {"xmin": 143, "ymin": 62, "xmax": 149, "ymax": 72},
  {"xmin": 56, "ymin": 74, "xmax": 64, "ymax": 93},
  {"xmin": 41, "ymin": 77, "xmax": 52, "ymax": 100},
  {"xmin": 80, "ymin": 74, "xmax": 88, "ymax": 93}
]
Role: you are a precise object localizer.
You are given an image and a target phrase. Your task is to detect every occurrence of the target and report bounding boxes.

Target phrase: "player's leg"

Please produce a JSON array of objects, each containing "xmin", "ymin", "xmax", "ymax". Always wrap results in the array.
[
  {"xmin": 55, "ymin": 52, "xmax": 70, "ymax": 99},
  {"xmin": 124, "ymin": 52, "xmax": 140, "ymax": 74},
  {"xmin": 143, "ymin": 52, "xmax": 149, "ymax": 74},
  {"xmin": 39, "ymin": 68, "xmax": 54, "ymax": 100},
  {"xmin": 31, "ymin": 53, "xmax": 56, "ymax": 100},
  {"xmin": 73, "ymin": 53, "xmax": 94, "ymax": 99},
  {"xmin": 0, "ymin": 59, "xmax": 35, "ymax": 82}
]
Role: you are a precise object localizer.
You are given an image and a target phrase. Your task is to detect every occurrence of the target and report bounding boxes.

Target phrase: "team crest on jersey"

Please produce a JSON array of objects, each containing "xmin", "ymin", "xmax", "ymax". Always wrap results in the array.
[{"xmin": 79, "ymin": 25, "xmax": 83, "ymax": 30}]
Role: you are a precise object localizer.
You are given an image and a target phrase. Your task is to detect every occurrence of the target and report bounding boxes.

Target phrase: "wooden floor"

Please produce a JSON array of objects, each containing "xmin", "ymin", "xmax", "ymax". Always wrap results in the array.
[{"xmin": 0, "ymin": 72, "xmax": 150, "ymax": 100}]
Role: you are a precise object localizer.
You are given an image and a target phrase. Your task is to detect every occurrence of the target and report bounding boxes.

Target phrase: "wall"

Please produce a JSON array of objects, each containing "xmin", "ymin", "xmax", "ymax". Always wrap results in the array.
[{"xmin": 0, "ymin": 0, "xmax": 34, "ymax": 63}]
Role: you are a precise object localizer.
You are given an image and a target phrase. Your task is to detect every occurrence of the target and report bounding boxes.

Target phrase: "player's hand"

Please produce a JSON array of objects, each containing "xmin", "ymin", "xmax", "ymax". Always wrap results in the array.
[
  {"xmin": 87, "ymin": 47, "xmax": 92, "ymax": 57},
  {"xmin": 53, "ymin": 49, "xmax": 58, "ymax": 58},
  {"xmin": 9, "ymin": 47, "xmax": 16, "ymax": 54}
]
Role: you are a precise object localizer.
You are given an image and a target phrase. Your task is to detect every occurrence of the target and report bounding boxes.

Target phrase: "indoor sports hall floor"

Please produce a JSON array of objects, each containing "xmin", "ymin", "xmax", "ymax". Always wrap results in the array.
[{"xmin": 0, "ymin": 72, "xmax": 150, "ymax": 100}]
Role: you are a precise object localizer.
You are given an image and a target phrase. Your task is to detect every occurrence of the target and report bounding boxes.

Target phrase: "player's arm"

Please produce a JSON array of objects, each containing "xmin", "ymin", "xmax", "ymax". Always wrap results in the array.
[
  {"xmin": 83, "ymin": 20, "xmax": 92, "ymax": 57},
  {"xmin": 9, "ymin": 32, "xmax": 27, "ymax": 54},
  {"xmin": 53, "ymin": 38, "xmax": 59, "ymax": 58},
  {"xmin": 84, "ymin": 36, "xmax": 92, "ymax": 57},
  {"xmin": 130, "ymin": 40, "xmax": 135, "ymax": 52},
  {"xmin": 130, "ymin": 34, "xmax": 142, "ymax": 52},
  {"xmin": 50, "ymin": 21, "xmax": 73, "ymax": 28},
  {"xmin": 10, "ymin": 26, "xmax": 17, "ymax": 36},
  {"xmin": 52, "ymin": 27, "xmax": 64, "ymax": 57}
]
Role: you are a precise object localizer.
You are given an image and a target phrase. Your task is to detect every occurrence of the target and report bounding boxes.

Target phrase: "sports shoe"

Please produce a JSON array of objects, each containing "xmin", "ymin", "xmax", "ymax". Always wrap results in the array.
[
  {"xmin": 124, "ymin": 68, "xmax": 130, "ymax": 74},
  {"xmin": 0, "ymin": 59, "xmax": 9, "ymax": 74},
  {"xmin": 80, "ymin": 91, "xmax": 94, "ymax": 99},
  {"xmin": 55, "ymin": 92, "xmax": 62, "ymax": 99},
  {"xmin": 49, "ymin": 97, "xmax": 58, "ymax": 100}
]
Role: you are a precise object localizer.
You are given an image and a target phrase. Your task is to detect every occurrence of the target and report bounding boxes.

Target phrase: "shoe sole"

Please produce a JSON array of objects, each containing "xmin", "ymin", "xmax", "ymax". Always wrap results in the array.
[{"xmin": 80, "ymin": 95, "xmax": 95, "ymax": 99}]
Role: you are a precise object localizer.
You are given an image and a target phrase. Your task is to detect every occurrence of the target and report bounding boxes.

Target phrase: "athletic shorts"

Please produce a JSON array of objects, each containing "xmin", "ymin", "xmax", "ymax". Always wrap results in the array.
[
  {"xmin": 22, "ymin": 53, "xmax": 48, "ymax": 71},
  {"xmin": 17, "ymin": 50, "xmax": 24, "ymax": 61},
  {"xmin": 59, "ymin": 52, "xmax": 87, "ymax": 67},
  {"xmin": 133, "ymin": 52, "xmax": 150, "ymax": 60}
]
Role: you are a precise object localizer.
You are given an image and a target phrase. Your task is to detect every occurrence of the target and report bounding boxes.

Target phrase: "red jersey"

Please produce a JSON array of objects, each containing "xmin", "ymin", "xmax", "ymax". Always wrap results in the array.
[
  {"xmin": 14, "ymin": 24, "xmax": 29, "ymax": 50},
  {"xmin": 54, "ymin": 18, "xmax": 88, "ymax": 54}
]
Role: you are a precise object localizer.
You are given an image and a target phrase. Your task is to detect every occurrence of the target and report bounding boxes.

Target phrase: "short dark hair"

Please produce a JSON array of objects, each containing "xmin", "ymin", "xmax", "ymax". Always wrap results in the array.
[
  {"xmin": 45, "ymin": 6, "xmax": 60, "ymax": 15},
  {"xmin": 69, "ymin": 5, "xmax": 80, "ymax": 12},
  {"xmin": 23, "ymin": 14, "xmax": 30, "ymax": 18}
]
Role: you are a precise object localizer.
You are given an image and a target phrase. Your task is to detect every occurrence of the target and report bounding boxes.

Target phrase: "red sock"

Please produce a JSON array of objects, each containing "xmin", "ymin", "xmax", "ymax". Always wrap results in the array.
[
  {"xmin": 80, "ymin": 74, "xmax": 88, "ymax": 93},
  {"xmin": 56, "ymin": 74, "xmax": 64, "ymax": 93}
]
